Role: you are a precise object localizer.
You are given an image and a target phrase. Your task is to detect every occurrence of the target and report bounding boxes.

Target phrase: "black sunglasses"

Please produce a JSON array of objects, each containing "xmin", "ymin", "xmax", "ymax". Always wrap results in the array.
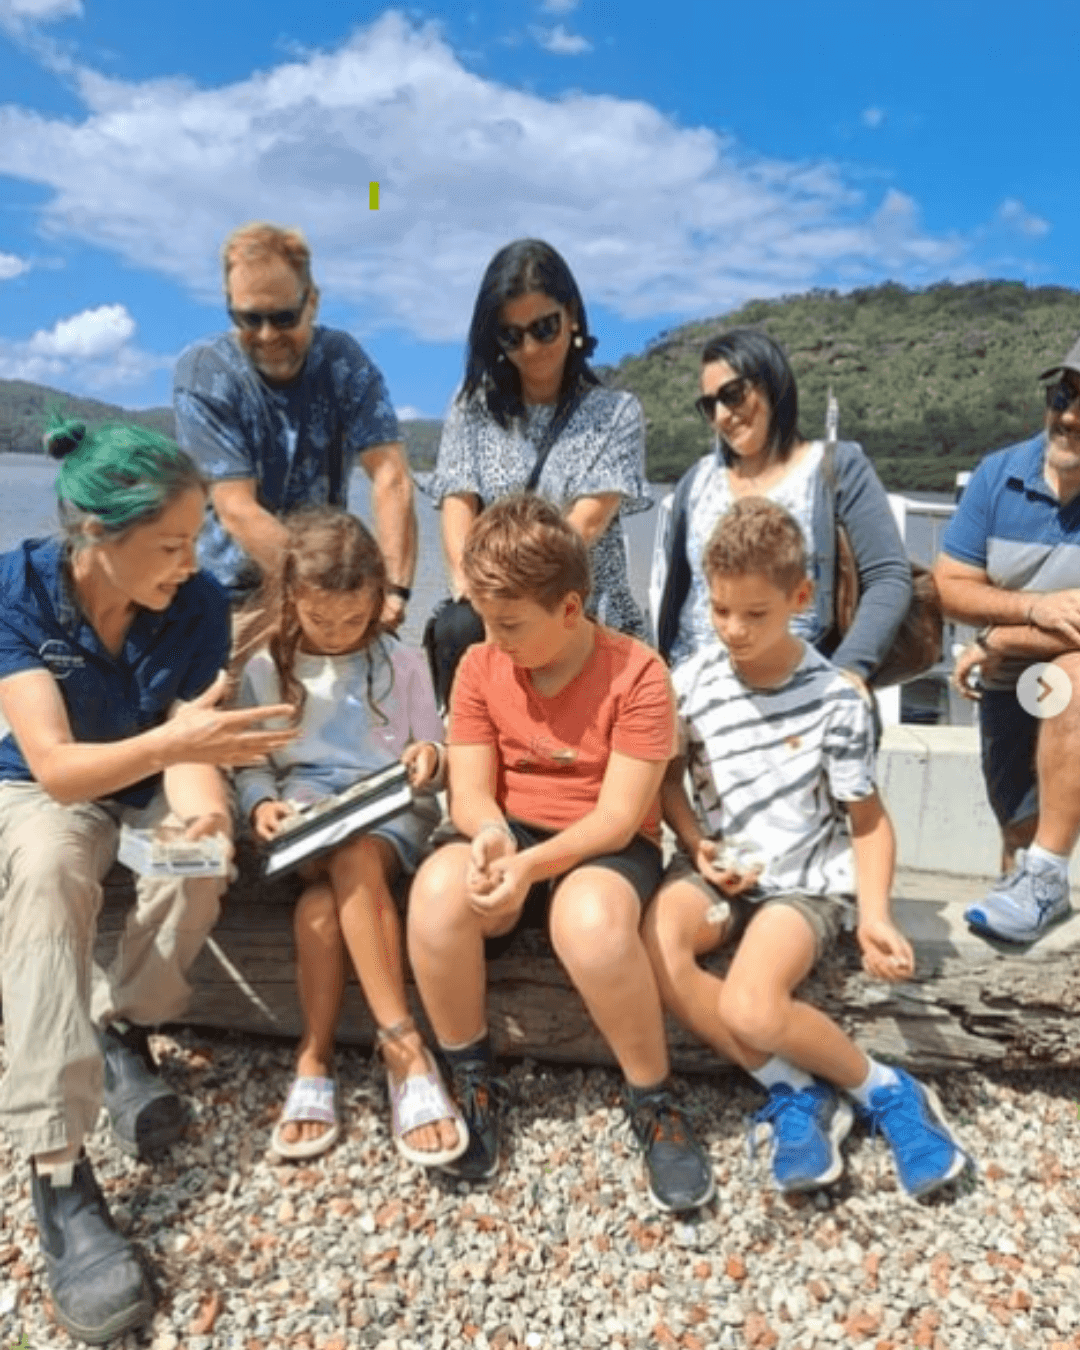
[
  {"xmin": 496, "ymin": 311, "xmax": 563, "ymax": 352},
  {"xmin": 228, "ymin": 288, "xmax": 310, "ymax": 333},
  {"xmin": 1046, "ymin": 376, "xmax": 1080, "ymax": 414},
  {"xmin": 695, "ymin": 376, "xmax": 752, "ymax": 423}
]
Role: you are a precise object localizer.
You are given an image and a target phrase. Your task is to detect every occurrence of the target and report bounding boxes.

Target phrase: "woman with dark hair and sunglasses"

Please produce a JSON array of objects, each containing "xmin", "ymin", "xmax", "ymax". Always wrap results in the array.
[
  {"xmin": 652, "ymin": 328, "xmax": 911, "ymax": 680},
  {"xmin": 422, "ymin": 238, "xmax": 651, "ymax": 706}
]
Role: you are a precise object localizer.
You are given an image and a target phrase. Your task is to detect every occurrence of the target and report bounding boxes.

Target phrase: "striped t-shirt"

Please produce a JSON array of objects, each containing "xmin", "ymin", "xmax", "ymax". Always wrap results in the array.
[{"xmin": 673, "ymin": 640, "xmax": 877, "ymax": 898}]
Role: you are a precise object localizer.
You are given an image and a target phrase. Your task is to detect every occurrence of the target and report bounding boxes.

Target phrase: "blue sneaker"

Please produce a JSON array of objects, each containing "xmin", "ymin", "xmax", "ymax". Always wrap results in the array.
[
  {"xmin": 749, "ymin": 1081, "xmax": 854, "ymax": 1191},
  {"xmin": 860, "ymin": 1069, "xmax": 967, "ymax": 1198},
  {"xmin": 964, "ymin": 849, "xmax": 1073, "ymax": 945}
]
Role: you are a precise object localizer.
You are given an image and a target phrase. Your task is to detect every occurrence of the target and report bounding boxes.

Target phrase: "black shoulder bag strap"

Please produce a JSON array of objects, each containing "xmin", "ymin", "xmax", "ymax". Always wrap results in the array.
[{"xmin": 523, "ymin": 384, "xmax": 587, "ymax": 493}]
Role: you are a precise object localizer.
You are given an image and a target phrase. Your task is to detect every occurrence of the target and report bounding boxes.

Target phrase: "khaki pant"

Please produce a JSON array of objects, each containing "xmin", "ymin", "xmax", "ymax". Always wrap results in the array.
[{"xmin": 0, "ymin": 780, "xmax": 225, "ymax": 1158}]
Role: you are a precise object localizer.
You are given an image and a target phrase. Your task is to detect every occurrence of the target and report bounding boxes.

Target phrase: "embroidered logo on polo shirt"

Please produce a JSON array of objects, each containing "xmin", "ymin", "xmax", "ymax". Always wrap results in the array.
[{"xmin": 37, "ymin": 639, "xmax": 86, "ymax": 679}]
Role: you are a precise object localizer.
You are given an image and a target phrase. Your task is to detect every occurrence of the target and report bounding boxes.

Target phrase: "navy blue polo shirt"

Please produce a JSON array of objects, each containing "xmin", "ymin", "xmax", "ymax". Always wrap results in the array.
[
  {"xmin": 942, "ymin": 431, "xmax": 1080, "ymax": 689},
  {"xmin": 0, "ymin": 537, "xmax": 230, "ymax": 807}
]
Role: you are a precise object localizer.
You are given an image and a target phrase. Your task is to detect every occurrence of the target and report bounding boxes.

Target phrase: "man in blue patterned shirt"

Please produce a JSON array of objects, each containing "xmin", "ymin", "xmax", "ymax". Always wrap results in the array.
[{"xmin": 174, "ymin": 222, "xmax": 416, "ymax": 627}]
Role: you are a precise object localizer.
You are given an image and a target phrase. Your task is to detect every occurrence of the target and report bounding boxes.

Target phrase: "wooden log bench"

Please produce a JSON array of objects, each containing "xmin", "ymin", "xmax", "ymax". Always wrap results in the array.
[{"xmin": 93, "ymin": 848, "xmax": 1080, "ymax": 1075}]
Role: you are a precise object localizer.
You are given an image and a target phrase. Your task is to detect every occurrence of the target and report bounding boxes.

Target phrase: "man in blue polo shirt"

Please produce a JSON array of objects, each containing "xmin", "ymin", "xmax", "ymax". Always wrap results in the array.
[{"xmin": 934, "ymin": 334, "xmax": 1080, "ymax": 944}]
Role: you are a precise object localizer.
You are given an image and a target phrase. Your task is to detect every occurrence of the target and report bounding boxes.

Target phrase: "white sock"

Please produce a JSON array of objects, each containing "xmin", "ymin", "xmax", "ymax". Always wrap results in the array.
[
  {"xmin": 749, "ymin": 1056, "xmax": 813, "ymax": 1092},
  {"xmin": 1028, "ymin": 842, "xmax": 1069, "ymax": 875},
  {"xmin": 33, "ymin": 1147, "xmax": 81, "ymax": 1183},
  {"xmin": 847, "ymin": 1058, "xmax": 899, "ymax": 1107}
]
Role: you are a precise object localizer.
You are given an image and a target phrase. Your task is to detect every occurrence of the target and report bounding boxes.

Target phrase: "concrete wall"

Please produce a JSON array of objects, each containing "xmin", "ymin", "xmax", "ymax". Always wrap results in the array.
[{"xmin": 878, "ymin": 723, "xmax": 1080, "ymax": 883}]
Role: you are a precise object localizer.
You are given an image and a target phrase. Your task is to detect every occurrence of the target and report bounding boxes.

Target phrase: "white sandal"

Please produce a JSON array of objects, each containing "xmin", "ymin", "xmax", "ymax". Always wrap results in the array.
[
  {"xmin": 378, "ymin": 1020, "xmax": 469, "ymax": 1168},
  {"xmin": 270, "ymin": 1075, "xmax": 340, "ymax": 1160}
]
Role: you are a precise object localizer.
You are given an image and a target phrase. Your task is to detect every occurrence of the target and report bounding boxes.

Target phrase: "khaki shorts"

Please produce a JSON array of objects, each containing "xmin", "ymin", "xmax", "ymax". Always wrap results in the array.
[{"xmin": 660, "ymin": 850, "xmax": 852, "ymax": 964}]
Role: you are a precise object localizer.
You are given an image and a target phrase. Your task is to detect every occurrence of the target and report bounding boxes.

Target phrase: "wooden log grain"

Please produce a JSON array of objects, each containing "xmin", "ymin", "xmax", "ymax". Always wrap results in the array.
[{"xmin": 95, "ymin": 856, "xmax": 1080, "ymax": 1075}]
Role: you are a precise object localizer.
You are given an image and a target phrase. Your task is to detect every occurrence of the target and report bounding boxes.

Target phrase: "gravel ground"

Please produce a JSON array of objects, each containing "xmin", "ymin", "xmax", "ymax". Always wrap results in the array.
[{"xmin": 1, "ymin": 1028, "xmax": 1079, "ymax": 1350}]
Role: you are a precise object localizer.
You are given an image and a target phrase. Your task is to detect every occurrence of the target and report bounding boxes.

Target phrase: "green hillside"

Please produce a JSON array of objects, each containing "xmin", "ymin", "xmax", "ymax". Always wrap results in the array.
[
  {"xmin": 0, "ymin": 377, "xmax": 442, "ymax": 472},
  {"xmin": 600, "ymin": 280, "xmax": 1080, "ymax": 490},
  {"xmin": 5, "ymin": 280, "xmax": 1079, "ymax": 491},
  {"xmin": 0, "ymin": 379, "xmax": 175, "ymax": 455}
]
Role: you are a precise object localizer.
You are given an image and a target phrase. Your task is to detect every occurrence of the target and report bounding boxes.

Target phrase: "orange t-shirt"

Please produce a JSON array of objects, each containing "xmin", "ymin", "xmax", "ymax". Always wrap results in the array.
[{"xmin": 449, "ymin": 626, "xmax": 676, "ymax": 844}]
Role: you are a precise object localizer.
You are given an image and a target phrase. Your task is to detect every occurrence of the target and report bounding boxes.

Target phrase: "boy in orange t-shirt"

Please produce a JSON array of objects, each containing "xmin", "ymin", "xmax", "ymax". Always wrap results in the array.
[{"xmin": 407, "ymin": 495, "xmax": 713, "ymax": 1213}]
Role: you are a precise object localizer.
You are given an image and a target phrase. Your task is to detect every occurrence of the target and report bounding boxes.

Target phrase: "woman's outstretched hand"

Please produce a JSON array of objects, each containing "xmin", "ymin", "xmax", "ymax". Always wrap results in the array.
[{"xmin": 163, "ymin": 672, "xmax": 298, "ymax": 768}]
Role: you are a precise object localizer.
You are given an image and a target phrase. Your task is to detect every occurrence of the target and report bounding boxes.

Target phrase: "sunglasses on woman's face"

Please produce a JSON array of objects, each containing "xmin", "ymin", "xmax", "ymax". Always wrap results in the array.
[
  {"xmin": 1046, "ymin": 376, "xmax": 1080, "ymax": 414},
  {"xmin": 695, "ymin": 376, "xmax": 751, "ymax": 423},
  {"xmin": 228, "ymin": 289, "xmax": 310, "ymax": 332},
  {"xmin": 496, "ymin": 311, "xmax": 563, "ymax": 352}
]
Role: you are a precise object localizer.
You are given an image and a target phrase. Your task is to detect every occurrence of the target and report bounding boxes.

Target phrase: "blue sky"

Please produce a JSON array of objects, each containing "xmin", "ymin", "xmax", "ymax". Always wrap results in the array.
[{"xmin": 0, "ymin": 0, "xmax": 1074, "ymax": 418}]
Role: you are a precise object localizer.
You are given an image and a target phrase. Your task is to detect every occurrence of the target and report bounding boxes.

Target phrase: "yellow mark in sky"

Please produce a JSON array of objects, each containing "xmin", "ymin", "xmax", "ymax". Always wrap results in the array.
[{"xmin": 369, "ymin": 182, "xmax": 379, "ymax": 210}]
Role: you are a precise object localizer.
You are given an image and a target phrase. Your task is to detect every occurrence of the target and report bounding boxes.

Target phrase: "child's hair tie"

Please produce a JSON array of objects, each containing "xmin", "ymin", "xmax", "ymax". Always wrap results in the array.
[{"xmin": 44, "ymin": 420, "xmax": 88, "ymax": 461}]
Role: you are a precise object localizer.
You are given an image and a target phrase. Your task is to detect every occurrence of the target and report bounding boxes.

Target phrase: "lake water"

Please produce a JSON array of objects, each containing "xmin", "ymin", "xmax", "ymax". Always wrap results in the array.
[
  {"xmin": 0, "ymin": 453, "xmax": 967, "ymax": 724},
  {"xmin": 0, "ymin": 455, "xmax": 663, "ymax": 649}
]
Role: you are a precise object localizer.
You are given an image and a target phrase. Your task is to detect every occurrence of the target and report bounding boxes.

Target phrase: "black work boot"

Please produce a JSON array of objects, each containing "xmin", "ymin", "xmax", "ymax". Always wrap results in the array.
[
  {"xmin": 98, "ymin": 1021, "xmax": 186, "ymax": 1159},
  {"xmin": 31, "ymin": 1155, "xmax": 153, "ymax": 1344}
]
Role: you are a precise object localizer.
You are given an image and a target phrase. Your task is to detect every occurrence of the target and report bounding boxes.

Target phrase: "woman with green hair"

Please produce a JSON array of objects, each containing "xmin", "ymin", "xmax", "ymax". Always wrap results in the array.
[{"xmin": 0, "ymin": 419, "xmax": 294, "ymax": 1345}]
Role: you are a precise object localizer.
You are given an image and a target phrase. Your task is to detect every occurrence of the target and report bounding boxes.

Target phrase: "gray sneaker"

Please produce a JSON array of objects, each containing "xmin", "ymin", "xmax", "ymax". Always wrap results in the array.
[{"xmin": 964, "ymin": 849, "xmax": 1073, "ymax": 945}]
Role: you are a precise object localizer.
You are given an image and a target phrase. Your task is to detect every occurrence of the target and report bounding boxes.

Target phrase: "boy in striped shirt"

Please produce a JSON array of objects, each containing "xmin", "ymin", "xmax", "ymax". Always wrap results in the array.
[{"xmin": 644, "ymin": 498, "xmax": 967, "ymax": 1197}]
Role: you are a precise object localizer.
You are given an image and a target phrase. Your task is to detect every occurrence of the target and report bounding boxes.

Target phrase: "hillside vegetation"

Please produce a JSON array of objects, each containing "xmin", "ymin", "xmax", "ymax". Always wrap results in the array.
[
  {"xmin": 0, "ymin": 380, "xmax": 175, "ymax": 454},
  {"xmin": 600, "ymin": 280, "xmax": 1080, "ymax": 489},
  {"xmin": 5, "ymin": 281, "xmax": 1080, "ymax": 490},
  {"xmin": 0, "ymin": 377, "xmax": 442, "ymax": 472}
]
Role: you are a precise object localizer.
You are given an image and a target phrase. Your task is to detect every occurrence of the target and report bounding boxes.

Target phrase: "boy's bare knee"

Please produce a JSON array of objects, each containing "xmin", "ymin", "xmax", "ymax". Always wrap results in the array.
[
  {"xmin": 720, "ymin": 981, "xmax": 783, "ymax": 1050},
  {"xmin": 550, "ymin": 880, "xmax": 639, "ymax": 972},
  {"xmin": 407, "ymin": 848, "xmax": 472, "ymax": 945}
]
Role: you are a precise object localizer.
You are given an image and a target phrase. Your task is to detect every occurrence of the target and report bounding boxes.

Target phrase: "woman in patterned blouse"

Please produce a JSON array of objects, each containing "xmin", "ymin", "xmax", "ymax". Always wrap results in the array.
[{"xmin": 422, "ymin": 239, "xmax": 651, "ymax": 704}]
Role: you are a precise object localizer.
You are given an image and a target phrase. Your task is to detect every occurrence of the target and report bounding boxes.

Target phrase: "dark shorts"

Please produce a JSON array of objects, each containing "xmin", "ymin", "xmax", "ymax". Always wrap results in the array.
[
  {"xmin": 435, "ymin": 819, "xmax": 663, "ymax": 960},
  {"xmin": 979, "ymin": 688, "xmax": 1039, "ymax": 830},
  {"xmin": 659, "ymin": 850, "xmax": 851, "ymax": 965}
]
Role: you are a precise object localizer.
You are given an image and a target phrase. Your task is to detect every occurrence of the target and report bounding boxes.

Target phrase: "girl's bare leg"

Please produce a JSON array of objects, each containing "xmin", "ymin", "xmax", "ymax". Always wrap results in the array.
[
  {"xmin": 282, "ymin": 879, "xmax": 344, "ymax": 1146},
  {"xmin": 329, "ymin": 834, "xmax": 460, "ymax": 1154}
]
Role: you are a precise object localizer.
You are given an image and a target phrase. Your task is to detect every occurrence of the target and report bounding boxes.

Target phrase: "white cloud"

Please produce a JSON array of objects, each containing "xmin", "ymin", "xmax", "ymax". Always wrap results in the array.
[
  {"xmin": 0, "ymin": 251, "xmax": 30, "ymax": 280},
  {"xmin": 0, "ymin": 304, "xmax": 165, "ymax": 393},
  {"xmin": 0, "ymin": 13, "xmax": 973, "ymax": 346},
  {"xmin": 395, "ymin": 404, "xmax": 426, "ymax": 421},
  {"xmin": 861, "ymin": 107, "xmax": 885, "ymax": 129},
  {"xmin": 540, "ymin": 0, "xmax": 580, "ymax": 14},
  {"xmin": 532, "ymin": 23, "xmax": 592, "ymax": 55},
  {"xmin": 28, "ymin": 304, "xmax": 136, "ymax": 358},
  {"xmin": 997, "ymin": 197, "xmax": 1050, "ymax": 238},
  {"xmin": 0, "ymin": 0, "xmax": 81, "ymax": 23}
]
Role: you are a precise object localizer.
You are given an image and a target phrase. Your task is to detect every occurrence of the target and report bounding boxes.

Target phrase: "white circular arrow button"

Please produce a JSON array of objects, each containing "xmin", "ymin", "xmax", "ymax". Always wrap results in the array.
[{"xmin": 1017, "ymin": 662, "xmax": 1073, "ymax": 719}]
